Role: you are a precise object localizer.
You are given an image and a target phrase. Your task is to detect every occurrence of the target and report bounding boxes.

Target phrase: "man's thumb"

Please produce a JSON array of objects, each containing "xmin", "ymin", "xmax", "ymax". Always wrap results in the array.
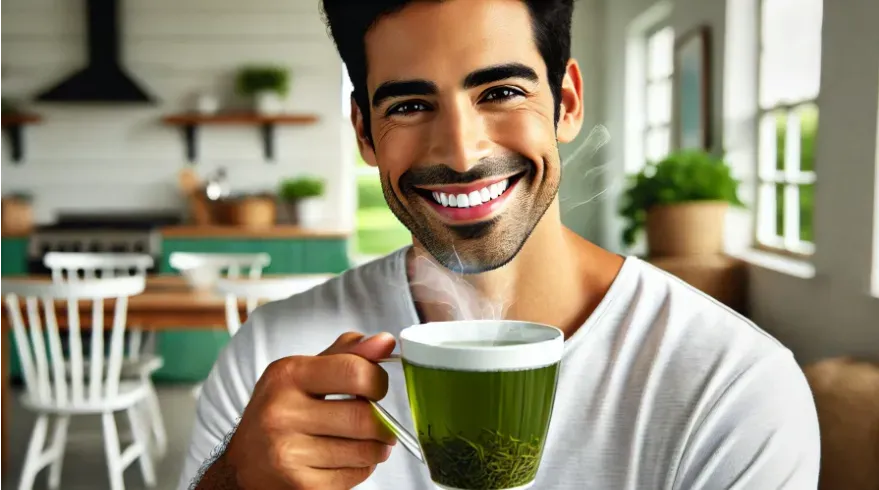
[
  {"xmin": 348, "ymin": 332, "xmax": 397, "ymax": 361},
  {"xmin": 320, "ymin": 331, "xmax": 397, "ymax": 361}
]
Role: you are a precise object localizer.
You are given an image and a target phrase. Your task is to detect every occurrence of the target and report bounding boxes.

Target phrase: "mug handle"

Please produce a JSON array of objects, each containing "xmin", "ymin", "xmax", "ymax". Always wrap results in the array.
[{"xmin": 371, "ymin": 354, "xmax": 424, "ymax": 464}]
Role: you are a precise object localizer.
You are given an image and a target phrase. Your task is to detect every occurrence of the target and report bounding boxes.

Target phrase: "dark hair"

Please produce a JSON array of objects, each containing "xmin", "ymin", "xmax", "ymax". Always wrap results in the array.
[{"xmin": 321, "ymin": 0, "xmax": 575, "ymax": 145}]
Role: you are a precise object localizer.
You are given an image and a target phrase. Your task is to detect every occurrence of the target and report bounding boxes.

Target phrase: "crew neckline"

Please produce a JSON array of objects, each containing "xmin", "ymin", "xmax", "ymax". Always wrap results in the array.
[{"xmin": 388, "ymin": 246, "xmax": 641, "ymax": 344}]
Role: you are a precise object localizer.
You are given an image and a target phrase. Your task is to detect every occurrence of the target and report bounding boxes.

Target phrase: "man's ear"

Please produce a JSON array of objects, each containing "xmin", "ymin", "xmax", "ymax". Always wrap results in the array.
[
  {"xmin": 351, "ymin": 95, "xmax": 378, "ymax": 167},
  {"xmin": 556, "ymin": 59, "xmax": 585, "ymax": 144}
]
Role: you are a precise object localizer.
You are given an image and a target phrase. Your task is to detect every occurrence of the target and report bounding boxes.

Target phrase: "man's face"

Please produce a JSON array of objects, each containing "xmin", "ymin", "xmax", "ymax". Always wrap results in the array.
[{"xmin": 354, "ymin": 0, "xmax": 582, "ymax": 273}]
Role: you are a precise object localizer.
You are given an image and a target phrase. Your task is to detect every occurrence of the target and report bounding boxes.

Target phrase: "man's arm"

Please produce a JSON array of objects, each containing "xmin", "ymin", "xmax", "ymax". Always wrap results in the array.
[
  {"xmin": 177, "ymin": 317, "xmax": 260, "ymax": 490},
  {"xmin": 672, "ymin": 350, "xmax": 821, "ymax": 489}
]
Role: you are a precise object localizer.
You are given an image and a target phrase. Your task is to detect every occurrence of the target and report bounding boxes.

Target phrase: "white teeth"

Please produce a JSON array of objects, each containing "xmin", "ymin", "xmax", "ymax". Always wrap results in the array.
[
  {"xmin": 429, "ymin": 178, "xmax": 513, "ymax": 208},
  {"xmin": 468, "ymin": 191, "xmax": 482, "ymax": 206}
]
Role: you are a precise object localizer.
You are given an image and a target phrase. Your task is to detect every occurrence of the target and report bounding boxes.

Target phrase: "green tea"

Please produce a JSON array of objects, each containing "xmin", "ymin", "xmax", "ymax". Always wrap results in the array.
[{"xmin": 403, "ymin": 361, "xmax": 560, "ymax": 489}]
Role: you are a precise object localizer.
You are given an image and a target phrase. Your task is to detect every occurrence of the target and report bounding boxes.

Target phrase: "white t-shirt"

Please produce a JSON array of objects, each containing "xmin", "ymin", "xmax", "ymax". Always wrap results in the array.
[{"xmin": 178, "ymin": 249, "xmax": 820, "ymax": 490}]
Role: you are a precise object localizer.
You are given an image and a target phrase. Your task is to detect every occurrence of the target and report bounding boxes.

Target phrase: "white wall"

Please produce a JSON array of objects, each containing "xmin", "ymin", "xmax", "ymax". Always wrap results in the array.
[
  {"xmin": 601, "ymin": 0, "xmax": 879, "ymax": 363},
  {"xmin": 1, "ymin": 0, "xmax": 353, "ymax": 230}
]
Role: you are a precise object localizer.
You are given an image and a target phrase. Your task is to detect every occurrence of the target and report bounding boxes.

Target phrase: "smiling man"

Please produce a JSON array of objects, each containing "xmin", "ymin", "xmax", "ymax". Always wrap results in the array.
[{"xmin": 180, "ymin": 1, "xmax": 820, "ymax": 489}]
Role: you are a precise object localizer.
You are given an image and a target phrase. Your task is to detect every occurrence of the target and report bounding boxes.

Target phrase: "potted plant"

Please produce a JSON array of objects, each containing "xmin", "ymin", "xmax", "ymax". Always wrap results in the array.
[
  {"xmin": 620, "ymin": 149, "xmax": 744, "ymax": 257},
  {"xmin": 278, "ymin": 176, "xmax": 326, "ymax": 228},
  {"xmin": 235, "ymin": 65, "xmax": 290, "ymax": 115}
]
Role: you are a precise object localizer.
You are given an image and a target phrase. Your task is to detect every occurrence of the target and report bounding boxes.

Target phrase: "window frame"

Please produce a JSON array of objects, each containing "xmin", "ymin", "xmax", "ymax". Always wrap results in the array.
[
  {"xmin": 643, "ymin": 24, "xmax": 675, "ymax": 164},
  {"xmin": 752, "ymin": 0, "xmax": 821, "ymax": 259}
]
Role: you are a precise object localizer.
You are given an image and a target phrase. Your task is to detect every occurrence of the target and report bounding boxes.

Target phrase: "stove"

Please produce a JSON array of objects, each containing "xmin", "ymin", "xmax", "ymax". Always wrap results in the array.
[{"xmin": 28, "ymin": 212, "xmax": 182, "ymax": 275}]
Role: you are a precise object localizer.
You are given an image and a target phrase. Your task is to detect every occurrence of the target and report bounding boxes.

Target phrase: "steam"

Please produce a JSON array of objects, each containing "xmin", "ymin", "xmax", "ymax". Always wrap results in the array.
[{"xmin": 399, "ymin": 125, "xmax": 613, "ymax": 323}]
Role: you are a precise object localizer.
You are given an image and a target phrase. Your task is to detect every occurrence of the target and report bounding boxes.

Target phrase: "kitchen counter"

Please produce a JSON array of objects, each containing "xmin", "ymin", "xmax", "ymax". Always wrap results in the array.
[
  {"xmin": 160, "ymin": 225, "xmax": 350, "ymax": 239},
  {"xmin": 0, "ymin": 231, "xmax": 31, "ymax": 238}
]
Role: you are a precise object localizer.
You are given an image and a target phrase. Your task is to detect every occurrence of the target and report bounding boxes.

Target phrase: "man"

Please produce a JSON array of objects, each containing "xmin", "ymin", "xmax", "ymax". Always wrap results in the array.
[{"xmin": 180, "ymin": 1, "xmax": 820, "ymax": 488}]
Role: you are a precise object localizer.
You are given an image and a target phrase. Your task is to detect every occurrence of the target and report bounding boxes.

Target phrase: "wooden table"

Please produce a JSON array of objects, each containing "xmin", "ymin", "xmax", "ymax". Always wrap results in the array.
[{"xmin": 1, "ymin": 273, "xmax": 333, "ymax": 471}]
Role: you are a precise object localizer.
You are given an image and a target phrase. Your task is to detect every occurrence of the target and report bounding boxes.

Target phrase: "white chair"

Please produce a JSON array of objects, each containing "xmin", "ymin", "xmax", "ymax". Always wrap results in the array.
[
  {"xmin": 168, "ymin": 252, "xmax": 271, "ymax": 285},
  {"xmin": 2, "ymin": 276, "xmax": 155, "ymax": 490},
  {"xmin": 215, "ymin": 276, "xmax": 333, "ymax": 335},
  {"xmin": 43, "ymin": 252, "xmax": 167, "ymax": 458}
]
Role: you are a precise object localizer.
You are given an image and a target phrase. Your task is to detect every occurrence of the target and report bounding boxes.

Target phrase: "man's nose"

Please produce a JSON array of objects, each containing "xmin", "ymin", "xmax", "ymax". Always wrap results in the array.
[{"xmin": 427, "ymin": 97, "xmax": 493, "ymax": 173}]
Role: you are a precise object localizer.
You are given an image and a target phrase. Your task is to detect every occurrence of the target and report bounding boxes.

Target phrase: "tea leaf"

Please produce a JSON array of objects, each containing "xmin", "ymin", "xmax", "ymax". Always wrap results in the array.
[{"xmin": 420, "ymin": 425, "xmax": 543, "ymax": 489}]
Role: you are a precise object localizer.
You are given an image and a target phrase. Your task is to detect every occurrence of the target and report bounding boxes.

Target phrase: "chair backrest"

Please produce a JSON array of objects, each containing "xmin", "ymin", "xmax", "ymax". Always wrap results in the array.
[
  {"xmin": 168, "ymin": 252, "xmax": 271, "ymax": 279},
  {"xmin": 1, "ymin": 276, "xmax": 146, "ymax": 407},
  {"xmin": 45, "ymin": 252, "xmax": 154, "ymax": 281},
  {"xmin": 215, "ymin": 276, "xmax": 331, "ymax": 334}
]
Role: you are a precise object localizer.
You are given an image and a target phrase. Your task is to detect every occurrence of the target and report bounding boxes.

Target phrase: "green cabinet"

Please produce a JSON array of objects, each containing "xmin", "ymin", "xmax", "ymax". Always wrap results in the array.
[
  {"xmin": 153, "ymin": 237, "xmax": 350, "ymax": 382},
  {"xmin": 2, "ymin": 237, "xmax": 29, "ymax": 380},
  {"xmin": 2, "ymin": 237, "xmax": 28, "ymax": 276}
]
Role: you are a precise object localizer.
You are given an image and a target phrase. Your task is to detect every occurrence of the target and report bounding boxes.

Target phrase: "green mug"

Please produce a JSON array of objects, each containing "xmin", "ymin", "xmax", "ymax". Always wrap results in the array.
[{"xmin": 372, "ymin": 320, "xmax": 564, "ymax": 490}]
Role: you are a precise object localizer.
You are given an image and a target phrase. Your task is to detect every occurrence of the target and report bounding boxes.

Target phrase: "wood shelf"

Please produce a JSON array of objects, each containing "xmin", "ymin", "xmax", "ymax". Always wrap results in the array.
[
  {"xmin": 162, "ymin": 112, "xmax": 319, "ymax": 163},
  {"xmin": 1, "ymin": 113, "xmax": 42, "ymax": 163}
]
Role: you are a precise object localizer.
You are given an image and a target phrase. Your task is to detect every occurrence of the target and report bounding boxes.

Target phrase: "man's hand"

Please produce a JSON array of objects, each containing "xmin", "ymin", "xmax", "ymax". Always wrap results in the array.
[{"xmin": 195, "ymin": 332, "xmax": 398, "ymax": 490}]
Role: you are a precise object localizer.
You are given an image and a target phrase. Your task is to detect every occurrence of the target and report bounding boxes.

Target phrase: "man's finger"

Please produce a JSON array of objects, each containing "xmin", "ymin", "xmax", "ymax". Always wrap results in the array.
[
  {"xmin": 347, "ymin": 332, "xmax": 397, "ymax": 361},
  {"xmin": 319, "ymin": 331, "xmax": 365, "ymax": 356},
  {"xmin": 298, "ymin": 436, "xmax": 392, "ymax": 469},
  {"xmin": 298, "ymin": 398, "xmax": 397, "ymax": 444},
  {"xmin": 296, "ymin": 354, "xmax": 390, "ymax": 400}
]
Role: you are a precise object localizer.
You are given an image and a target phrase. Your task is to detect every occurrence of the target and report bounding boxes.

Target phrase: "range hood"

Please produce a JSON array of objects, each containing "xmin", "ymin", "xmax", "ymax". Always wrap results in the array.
[{"xmin": 36, "ymin": 0, "xmax": 155, "ymax": 103}]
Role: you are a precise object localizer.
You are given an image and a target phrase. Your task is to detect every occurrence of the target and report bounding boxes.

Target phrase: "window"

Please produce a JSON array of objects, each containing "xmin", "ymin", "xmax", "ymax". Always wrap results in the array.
[
  {"xmin": 342, "ymin": 66, "xmax": 412, "ymax": 258},
  {"xmin": 645, "ymin": 26, "xmax": 674, "ymax": 163},
  {"xmin": 756, "ymin": 0, "xmax": 823, "ymax": 256}
]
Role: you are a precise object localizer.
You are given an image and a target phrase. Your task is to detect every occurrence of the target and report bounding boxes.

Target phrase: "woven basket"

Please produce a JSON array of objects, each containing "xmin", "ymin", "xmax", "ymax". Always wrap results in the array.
[{"xmin": 645, "ymin": 201, "xmax": 728, "ymax": 257}]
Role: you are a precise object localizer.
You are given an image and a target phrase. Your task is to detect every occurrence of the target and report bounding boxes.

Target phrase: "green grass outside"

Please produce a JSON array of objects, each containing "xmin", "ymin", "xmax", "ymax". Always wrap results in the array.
[{"xmin": 356, "ymin": 173, "xmax": 411, "ymax": 255}]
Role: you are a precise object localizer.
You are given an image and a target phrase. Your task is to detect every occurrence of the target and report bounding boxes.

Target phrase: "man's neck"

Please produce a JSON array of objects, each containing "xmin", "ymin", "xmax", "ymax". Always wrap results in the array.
[{"xmin": 407, "ymin": 201, "xmax": 624, "ymax": 338}]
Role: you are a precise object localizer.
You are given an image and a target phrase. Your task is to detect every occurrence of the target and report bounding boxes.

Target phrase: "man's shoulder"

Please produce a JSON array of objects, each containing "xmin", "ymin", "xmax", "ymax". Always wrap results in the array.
[
  {"xmin": 628, "ymin": 257, "xmax": 787, "ymax": 360},
  {"xmin": 242, "ymin": 249, "xmax": 415, "ymax": 358}
]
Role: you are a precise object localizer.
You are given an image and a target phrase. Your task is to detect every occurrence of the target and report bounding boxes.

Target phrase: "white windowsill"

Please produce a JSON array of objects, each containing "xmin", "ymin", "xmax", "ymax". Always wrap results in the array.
[{"xmin": 731, "ymin": 248, "xmax": 816, "ymax": 279}]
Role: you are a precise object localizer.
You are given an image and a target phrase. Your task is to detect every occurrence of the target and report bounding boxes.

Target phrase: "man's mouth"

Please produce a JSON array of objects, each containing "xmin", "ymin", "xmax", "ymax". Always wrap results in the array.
[{"xmin": 412, "ymin": 173, "xmax": 525, "ymax": 223}]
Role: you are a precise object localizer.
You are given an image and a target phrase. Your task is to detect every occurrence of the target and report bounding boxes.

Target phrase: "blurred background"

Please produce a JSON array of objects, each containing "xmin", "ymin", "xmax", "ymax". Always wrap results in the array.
[{"xmin": 1, "ymin": 0, "xmax": 877, "ymax": 488}]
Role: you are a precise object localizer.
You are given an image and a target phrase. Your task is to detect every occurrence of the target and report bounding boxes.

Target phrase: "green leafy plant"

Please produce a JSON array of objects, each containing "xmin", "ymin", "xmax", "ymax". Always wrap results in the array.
[
  {"xmin": 619, "ymin": 150, "xmax": 744, "ymax": 247},
  {"xmin": 278, "ymin": 176, "xmax": 325, "ymax": 201},
  {"xmin": 235, "ymin": 65, "xmax": 290, "ymax": 97}
]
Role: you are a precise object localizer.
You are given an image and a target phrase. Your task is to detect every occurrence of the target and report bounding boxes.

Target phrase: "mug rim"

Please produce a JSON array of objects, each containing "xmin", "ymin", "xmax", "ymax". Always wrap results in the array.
[{"xmin": 399, "ymin": 319, "xmax": 564, "ymax": 372}]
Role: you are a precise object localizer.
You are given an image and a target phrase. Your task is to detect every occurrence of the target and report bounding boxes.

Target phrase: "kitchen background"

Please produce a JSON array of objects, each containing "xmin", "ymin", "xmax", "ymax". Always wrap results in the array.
[{"xmin": 2, "ymin": 0, "xmax": 879, "ymax": 488}]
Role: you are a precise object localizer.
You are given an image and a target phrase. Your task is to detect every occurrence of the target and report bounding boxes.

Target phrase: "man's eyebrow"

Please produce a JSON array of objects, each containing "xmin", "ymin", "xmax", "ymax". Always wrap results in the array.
[
  {"xmin": 371, "ymin": 80, "xmax": 438, "ymax": 108},
  {"xmin": 463, "ymin": 63, "xmax": 539, "ymax": 89}
]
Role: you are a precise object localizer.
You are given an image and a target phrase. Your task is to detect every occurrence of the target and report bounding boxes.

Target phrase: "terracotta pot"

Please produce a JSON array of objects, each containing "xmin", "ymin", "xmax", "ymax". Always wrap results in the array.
[
  {"xmin": 1, "ymin": 197, "xmax": 34, "ymax": 235},
  {"xmin": 645, "ymin": 201, "xmax": 728, "ymax": 257},
  {"xmin": 229, "ymin": 196, "xmax": 276, "ymax": 228}
]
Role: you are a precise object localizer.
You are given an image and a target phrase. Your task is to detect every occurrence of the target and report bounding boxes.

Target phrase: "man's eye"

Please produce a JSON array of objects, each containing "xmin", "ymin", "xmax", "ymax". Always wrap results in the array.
[
  {"xmin": 387, "ymin": 101, "xmax": 430, "ymax": 116},
  {"xmin": 482, "ymin": 87, "xmax": 525, "ymax": 103}
]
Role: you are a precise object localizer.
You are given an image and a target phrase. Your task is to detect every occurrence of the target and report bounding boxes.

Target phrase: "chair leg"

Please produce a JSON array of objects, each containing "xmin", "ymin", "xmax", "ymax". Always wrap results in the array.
[
  {"xmin": 47, "ymin": 415, "xmax": 71, "ymax": 490},
  {"xmin": 18, "ymin": 415, "xmax": 49, "ymax": 490},
  {"xmin": 127, "ymin": 406, "xmax": 157, "ymax": 487},
  {"xmin": 102, "ymin": 412, "xmax": 125, "ymax": 490},
  {"xmin": 143, "ymin": 380, "xmax": 167, "ymax": 457}
]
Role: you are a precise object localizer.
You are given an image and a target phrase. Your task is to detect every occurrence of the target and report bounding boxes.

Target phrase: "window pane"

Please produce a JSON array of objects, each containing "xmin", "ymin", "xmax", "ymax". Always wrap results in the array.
[
  {"xmin": 799, "ymin": 183, "xmax": 814, "ymax": 243},
  {"xmin": 759, "ymin": 112, "xmax": 782, "ymax": 178},
  {"xmin": 797, "ymin": 103, "xmax": 819, "ymax": 172},
  {"xmin": 775, "ymin": 183, "xmax": 785, "ymax": 239},
  {"xmin": 647, "ymin": 79, "xmax": 672, "ymax": 125},
  {"xmin": 757, "ymin": 182, "xmax": 779, "ymax": 242},
  {"xmin": 645, "ymin": 127, "xmax": 670, "ymax": 162},
  {"xmin": 759, "ymin": 0, "xmax": 823, "ymax": 107},
  {"xmin": 356, "ymin": 175, "xmax": 411, "ymax": 255},
  {"xmin": 647, "ymin": 27, "xmax": 674, "ymax": 80},
  {"xmin": 775, "ymin": 110, "xmax": 787, "ymax": 172}
]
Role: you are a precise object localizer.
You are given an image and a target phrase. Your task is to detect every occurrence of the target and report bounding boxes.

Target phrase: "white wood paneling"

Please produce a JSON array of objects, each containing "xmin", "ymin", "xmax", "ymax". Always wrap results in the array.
[{"xmin": 1, "ymin": 0, "xmax": 350, "ymax": 228}]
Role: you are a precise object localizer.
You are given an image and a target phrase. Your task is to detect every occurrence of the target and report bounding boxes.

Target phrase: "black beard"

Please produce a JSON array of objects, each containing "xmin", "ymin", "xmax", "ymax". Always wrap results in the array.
[{"xmin": 381, "ymin": 153, "xmax": 555, "ymax": 274}]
